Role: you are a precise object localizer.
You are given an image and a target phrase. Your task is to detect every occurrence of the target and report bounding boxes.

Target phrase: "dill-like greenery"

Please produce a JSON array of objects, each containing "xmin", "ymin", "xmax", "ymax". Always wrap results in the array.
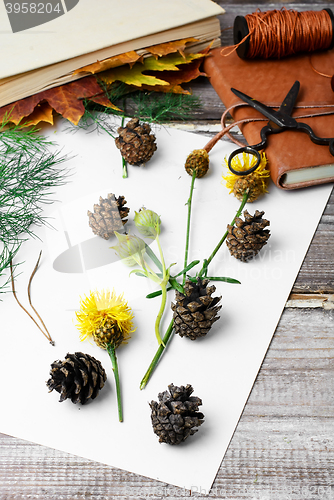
[
  {"xmin": 0, "ymin": 124, "xmax": 68, "ymax": 296},
  {"xmin": 129, "ymin": 90, "xmax": 202, "ymax": 123},
  {"xmin": 76, "ymin": 84, "xmax": 202, "ymax": 133}
]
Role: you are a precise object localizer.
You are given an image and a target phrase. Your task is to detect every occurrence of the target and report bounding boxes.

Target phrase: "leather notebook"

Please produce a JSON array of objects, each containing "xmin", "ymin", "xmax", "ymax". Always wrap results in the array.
[{"xmin": 203, "ymin": 46, "xmax": 334, "ymax": 189}]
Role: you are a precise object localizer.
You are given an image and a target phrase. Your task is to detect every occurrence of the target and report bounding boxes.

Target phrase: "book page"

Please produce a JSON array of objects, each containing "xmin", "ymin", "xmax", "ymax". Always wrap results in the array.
[{"xmin": 0, "ymin": 0, "xmax": 224, "ymax": 78}]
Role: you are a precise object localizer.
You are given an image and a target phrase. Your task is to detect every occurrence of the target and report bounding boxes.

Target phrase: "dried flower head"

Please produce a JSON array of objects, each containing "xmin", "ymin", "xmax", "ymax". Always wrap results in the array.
[
  {"xmin": 223, "ymin": 151, "xmax": 270, "ymax": 202},
  {"xmin": 76, "ymin": 289, "xmax": 135, "ymax": 349},
  {"xmin": 111, "ymin": 232, "xmax": 146, "ymax": 267},
  {"xmin": 134, "ymin": 208, "xmax": 161, "ymax": 239},
  {"xmin": 185, "ymin": 149, "xmax": 209, "ymax": 178}
]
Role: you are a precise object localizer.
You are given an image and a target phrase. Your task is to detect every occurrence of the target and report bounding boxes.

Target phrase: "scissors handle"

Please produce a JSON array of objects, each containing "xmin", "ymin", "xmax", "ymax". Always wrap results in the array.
[
  {"xmin": 296, "ymin": 122, "xmax": 334, "ymax": 156},
  {"xmin": 227, "ymin": 124, "xmax": 274, "ymax": 175},
  {"xmin": 228, "ymin": 146, "xmax": 262, "ymax": 175}
]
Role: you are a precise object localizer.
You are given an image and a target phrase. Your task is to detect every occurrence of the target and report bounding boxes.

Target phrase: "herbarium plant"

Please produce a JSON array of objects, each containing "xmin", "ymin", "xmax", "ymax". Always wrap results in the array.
[
  {"xmin": 0, "ymin": 123, "xmax": 68, "ymax": 298},
  {"xmin": 139, "ymin": 144, "xmax": 272, "ymax": 389},
  {"xmin": 112, "ymin": 208, "xmax": 178, "ymax": 346},
  {"xmin": 76, "ymin": 289, "xmax": 135, "ymax": 421}
]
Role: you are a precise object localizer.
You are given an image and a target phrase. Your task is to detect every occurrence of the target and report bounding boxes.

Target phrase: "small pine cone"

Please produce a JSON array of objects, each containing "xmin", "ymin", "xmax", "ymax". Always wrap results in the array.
[
  {"xmin": 46, "ymin": 352, "xmax": 107, "ymax": 404},
  {"xmin": 226, "ymin": 209, "xmax": 270, "ymax": 262},
  {"xmin": 115, "ymin": 118, "xmax": 157, "ymax": 165},
  {"xmin": 150, "ymin": 383, "xmax": 204, "ymax": 444},
  {"xmin": 171, "ymin": 278, "xmax": 222, "ymax": 340},
  {"xmin": 233, "ymin": 174, "xmax": 267, "ymax": 202},
  {"xmin": 185, "ymin": 149, "xmax": 209, "ymax": 178},
  {"xmin": 88, "ymin": 193, "xmax": 129, "ymax": 240},
  {"xmin": 93, "ymin": 319, "xmax": 125, "ymax": 349}
]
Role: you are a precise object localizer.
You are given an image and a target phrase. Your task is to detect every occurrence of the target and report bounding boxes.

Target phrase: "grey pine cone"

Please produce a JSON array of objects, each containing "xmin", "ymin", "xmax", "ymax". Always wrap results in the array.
[
  {"xmin": 226, "ymin": 209, "xmax": 270, "ymax": 262},
  {"xmin": 171, "ymin": 278, "xmax": 222, "ymax": 340},
  {"xmin": 115, "ymin": 118, "xmax": 157, "ymax": 166},
  {"xmin": 88, "ymin": 193, "xmax": 129, "ymax": 240},
  {"xmin": 46, "ymin": 352, "xmax": 107, "ymax": 404},
  {"xmin": 150, "ymin": 384, "xmax": 204, "ymax": 444}
]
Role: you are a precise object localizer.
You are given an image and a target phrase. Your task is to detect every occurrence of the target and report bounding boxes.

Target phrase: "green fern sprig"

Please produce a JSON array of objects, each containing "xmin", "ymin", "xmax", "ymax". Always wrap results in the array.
[{"xmin": 0, "ymin": 124, "xmax": 69, "ymax": 296}]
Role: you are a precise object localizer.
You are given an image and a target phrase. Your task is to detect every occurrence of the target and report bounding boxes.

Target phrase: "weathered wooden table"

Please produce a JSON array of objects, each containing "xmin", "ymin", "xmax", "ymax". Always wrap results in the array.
[{"xmin": 0, "ymin": 2, "xmax": 333, "ymax": 499}]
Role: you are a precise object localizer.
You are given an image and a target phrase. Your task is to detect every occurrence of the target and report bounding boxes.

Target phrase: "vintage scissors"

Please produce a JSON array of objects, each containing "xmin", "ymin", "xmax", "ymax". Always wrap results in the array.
[{"xmin": 227, "ymin": 80, "xmax": 334, "ymax": 175}]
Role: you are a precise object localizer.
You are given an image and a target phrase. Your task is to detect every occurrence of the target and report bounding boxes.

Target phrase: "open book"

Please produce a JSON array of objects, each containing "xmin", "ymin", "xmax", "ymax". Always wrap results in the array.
[{"xmin": 0, "ymin": 0, "xmax": 224, "ymax": 107}]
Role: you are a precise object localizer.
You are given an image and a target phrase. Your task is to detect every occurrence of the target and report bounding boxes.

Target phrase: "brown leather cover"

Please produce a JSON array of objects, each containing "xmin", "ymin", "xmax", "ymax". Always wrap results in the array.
[{"xmin": 203, "ymin": 47, "xmax": 334, "ymax": 189}]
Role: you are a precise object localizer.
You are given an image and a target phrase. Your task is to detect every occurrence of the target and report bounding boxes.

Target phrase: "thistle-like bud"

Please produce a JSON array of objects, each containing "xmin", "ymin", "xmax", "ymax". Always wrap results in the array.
[
  {"xmin": 185, "ymin": 149, "xmax": 209, "ymax": 178},
  {"xmin": 111, "ymin": 232, "xmax": 146, "ymax": 266},
  {"xmin": 134, "ymin": 208, "xmax": 161, "ymax": 239}
]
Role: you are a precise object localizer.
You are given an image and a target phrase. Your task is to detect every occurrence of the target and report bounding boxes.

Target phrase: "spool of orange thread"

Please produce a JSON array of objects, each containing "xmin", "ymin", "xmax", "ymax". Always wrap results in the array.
[{"xmin": 233, "ymin": 8, "xmax": 334, "ymax": 59}]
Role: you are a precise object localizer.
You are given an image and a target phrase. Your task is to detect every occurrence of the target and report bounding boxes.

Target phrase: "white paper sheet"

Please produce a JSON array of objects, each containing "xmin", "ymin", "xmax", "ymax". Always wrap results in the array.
[{"xmin": 0, "ymin": 117, "xmax": 332, "ymax": 492}]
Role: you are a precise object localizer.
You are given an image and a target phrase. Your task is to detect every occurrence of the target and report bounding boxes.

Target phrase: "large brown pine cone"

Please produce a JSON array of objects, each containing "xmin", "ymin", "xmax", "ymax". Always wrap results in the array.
[
  {"xmin": 226, "ymin": 209, "xmax": 270, "ymax": 262},
  {"xmin": 150, "ymin": 384, "xmax": 204, "ymax": 444},
  {"xmin": 115, "ymin": 118, "xmax": 157, "ymax": 166},
  {"xmin": 46, "ymin": 352, "xmax": 107, "ymax": 404},
  {"xmin": 172, "ymin": 278, "xmax": 222, "ymax": 340}
]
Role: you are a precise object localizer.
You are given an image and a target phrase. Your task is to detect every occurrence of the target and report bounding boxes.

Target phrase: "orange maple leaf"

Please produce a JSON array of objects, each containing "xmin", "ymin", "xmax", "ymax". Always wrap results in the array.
[
  {"xmin": 73, "ymin": 51, "xmax": 143, "ymax": 76},
  {"xmin": 146, "ymin": 37, "xmax": 199, "ymax": 58},
  {"xmin": 0, "ymin": 76, "xmax": 119, "ymax": 126}
]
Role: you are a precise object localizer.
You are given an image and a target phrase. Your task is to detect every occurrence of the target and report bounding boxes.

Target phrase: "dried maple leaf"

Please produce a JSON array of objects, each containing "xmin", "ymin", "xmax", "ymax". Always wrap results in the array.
[
  {"xmin": 141, "ymin": 59, "xmax": 206, "ymax": 93},
  {"xmin": 99, "ymin": 52, "xmax": 205, "ymax": 90},
  {"xmin": 73, "ymin": 51, "xmax": 143, "ymax": 75},
  {"xmin": 73, "ymin": 38, "xmax": 199, "ymax": 76},
  {"xmin": 100, "ymin": 63, "xmax": 169, "ymax": 88},
  {"xmin": 0, "ymin": 76, "xmax": 119, "ymax": 126},
  {"xmin": 146, "ymin": 37, "xmax": 199, "ymax": 58}
]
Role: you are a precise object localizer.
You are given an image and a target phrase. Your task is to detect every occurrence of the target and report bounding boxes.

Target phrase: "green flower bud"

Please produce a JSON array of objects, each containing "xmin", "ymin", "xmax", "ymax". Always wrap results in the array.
[
  {"xmin": 134, "ymin": 208, "xmax": 161, "ymax": 239},
  {"xmin": 111, "ymin": 232, "xmax": 146, "ymax": 267}
]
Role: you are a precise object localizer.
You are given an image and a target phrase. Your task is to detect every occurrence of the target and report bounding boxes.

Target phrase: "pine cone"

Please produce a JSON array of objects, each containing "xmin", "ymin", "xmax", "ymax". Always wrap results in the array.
[
  {"xmin": 171, "ymin": 278, "xmax": 222, "ymax": 340},
  {"xmin": 87, "ymin": 193, "xmax": 129, "ymax": 240},
  {"xmin": 226, "ymin": 209, "xmax": 270, "ymax": 262},
  {"xmin": 115, "ymin": 118, "xmax": 157, "ymax": 165},
  {"xmin": 185, "ymin": 149, "xmax": 209, "ymax": 178},
  {"xmin": 46, "ymin": 352, "xmax": 107, "ymax": 404},
  {"xmin": 150, "ymin": 384, "xmax": 204, "ymax": 444}
]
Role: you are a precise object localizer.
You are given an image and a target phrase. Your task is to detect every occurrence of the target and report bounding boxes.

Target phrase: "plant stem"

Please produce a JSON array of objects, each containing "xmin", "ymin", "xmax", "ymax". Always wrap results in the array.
[
  {"xmin": 122, "ymin": 158, "xmax": 128, "ymax": 179},
  {"xmin": 140, "ymin": 318, "xmax": 174, "ymax": 390},
  {"xmin": 140, "ymin": 191, "xmax": 249, "ymax": 389},
  {"xmin": 183, "ymin": 170, "xmax": 196, "ymax": 284},
  {"xmin": 198, "ymin": 190, "xmax": 249, "ymax": 277},
  {"xmin": 107, "ymin": 344, "xmax": 123, "ymax": 422},
  {"xmin": 154, "ymin": 234, "xmax": 168, "ymax": 346},
  {"xmin": 121, "ymin": 114, "xmax": 128, "ymax": 178}
]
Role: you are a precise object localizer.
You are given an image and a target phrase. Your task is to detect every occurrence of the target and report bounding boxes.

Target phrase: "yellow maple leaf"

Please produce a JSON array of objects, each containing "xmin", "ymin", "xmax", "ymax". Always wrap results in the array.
[
  {"xmin": 99, "ymin": 52, "xmax": 205, "ymax": 88},
  {"xmin": 144, "ymin": 52, "xmax": 204, "ymax": 71},
  {"xmin": 100, "ymin": 62, "xmax": 169, "ymax": 88}
]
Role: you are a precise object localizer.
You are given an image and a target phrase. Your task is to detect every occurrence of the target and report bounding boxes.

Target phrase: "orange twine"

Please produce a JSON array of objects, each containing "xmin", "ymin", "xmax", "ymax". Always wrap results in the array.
[{"xmin": 227, "ymin": 8, "xmax": 333, "ymax": 59}]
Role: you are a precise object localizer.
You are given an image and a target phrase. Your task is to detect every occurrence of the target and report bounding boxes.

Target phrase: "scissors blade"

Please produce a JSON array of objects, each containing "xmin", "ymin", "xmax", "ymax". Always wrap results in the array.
[
  {"xmin": 231, "ymin": 80, "xmax": 300, "ymax": 127},
  {"xmin": 231, "ymin": 87, "xmax": 278, "ymax": 121},
  {"xmin": 277, "ymin": 80, "xmax": 300, "ymax": 117}
]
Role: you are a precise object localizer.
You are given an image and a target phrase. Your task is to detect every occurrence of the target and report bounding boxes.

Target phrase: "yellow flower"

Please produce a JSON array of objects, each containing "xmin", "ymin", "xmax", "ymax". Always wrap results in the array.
[
  {"xmin": 222, "ymin": 151, "xmax": 270, "ymax": 202},
  {"xmin": 76, "ymin": 289, "xmax": 135, "ymax": 349}
]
